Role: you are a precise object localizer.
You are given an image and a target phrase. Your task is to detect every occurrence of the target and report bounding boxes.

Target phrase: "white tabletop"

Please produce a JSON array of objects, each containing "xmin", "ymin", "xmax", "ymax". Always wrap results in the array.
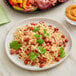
[{"xmin": 0, "ymin": 0, "xmax": 76, "ymax": 76}]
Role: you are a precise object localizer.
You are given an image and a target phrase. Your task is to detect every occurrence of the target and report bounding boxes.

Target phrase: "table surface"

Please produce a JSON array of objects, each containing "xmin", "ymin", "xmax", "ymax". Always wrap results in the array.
[{"xmin": 0, "ymin": 0, "xmax": 76, "ymax": 76}]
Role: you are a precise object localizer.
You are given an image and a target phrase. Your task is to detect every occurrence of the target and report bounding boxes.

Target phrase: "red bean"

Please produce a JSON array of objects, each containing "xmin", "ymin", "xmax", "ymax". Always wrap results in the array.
[
  {"xmin": 38, "ymin": 31, "xmax": 41, "ymax": 34},
  {"xmin": 61, "ymin": 35, "xmax": 65, "ymax": 38},
  {"xmin": 42, "ymin": 37, "xmax": 46, "ymax": 39},
  {"xmin": 18, "ymin": 41, "xmax": 21, "ymax": 44},
  {"xmin": 46, "ymin": 43, "xmax": 49, "ymax": 46},
  {"xmin": 46, "ymin": 48, "xmax": 49, "ymax": 51},
  {"xmin": 24, "ymin": 38, "xmax": 30, "ymax": 42},
  {"xmin": 10, "ymin": 49, "xmax": 14, "ymax": 55},
  {"xmin": 26, "ymin": 58, "xmax": 30, "ymax": 61},
  {"xmin": 40, "ymin": 44, "xmax": 43, "ymax": 46},
  {"xmin": 44, "ymin": 39, "xmax": 48, "ymax": 43},
  {"xmin": 28, "ymin": 27, "xmax": 33, "ymax": 30},
  {"xmin": 59, "ymin": 42, "xmax": 62, "ymax": 47},
  {"xmin": 43, "ymin": 57, "xmax": 46, "ymax": 62},
  {"xmin": 24, "ymin": 29, "xmax": 28, "ymax": 31},
  {"xmin": 16, "ymin": 50, "xmax": 19, "ymax": 54},
  {"xmin": 24, "ymin": 60, "xmax": 28, "ymax": 65},
  {"xmin": 63, "ymin": 43, "xmax": 66, "ymax": 47},
  {"xmin": 49, "ymin": 25, "xmax": 52, "ymax": 27},
  {"xmin": 25, "ymin": 50, "xmax": 29, "ymax": 55},
  {"xmin": 30, "ymin": 23, "xmax": 37, "ymax": 26},
  {"xmin": 24, "ymin": 32, "xmax": 27, "ymax": 35},
  {"xmin": 39, "ymin": 21, "xmax": 44, "ymax": 24},
  {"xmin": 31, "ymin": 42, "xmax": 35, "ymax": 45},
  {"xmin": 39, "ymin": 63, "xmax": 44, "ymax": 68},
  {"xmin": 50, "ymin": 51, "xmax": 54, "ymax": 54},
  {"xmin": 65, "ymin": 39, "xmax": 68, "ymax": 42},
  {"xmin": 31, "ymin": 62, "xmax": 35, "ymax": 66},
  {"xmin": 54, "ymin": 28, "xmax": 59, "ymax": 31},
  {"xmin": 55, "ymin": 58, "xmax": 60, "ymax": 62},
  {"xmin": 63, "ymin": 41, "xmax": 65, "ymax": 44},
  {"xmin": 35, "ymin": 49, "xmax": 38, "ymax": 53}
]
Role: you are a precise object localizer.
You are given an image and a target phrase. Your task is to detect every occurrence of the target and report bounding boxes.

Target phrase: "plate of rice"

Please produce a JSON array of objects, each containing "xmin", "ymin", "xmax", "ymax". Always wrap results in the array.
[{"xmin": 5, "ymin": 18, "xmax": 72, "ymax": 71}]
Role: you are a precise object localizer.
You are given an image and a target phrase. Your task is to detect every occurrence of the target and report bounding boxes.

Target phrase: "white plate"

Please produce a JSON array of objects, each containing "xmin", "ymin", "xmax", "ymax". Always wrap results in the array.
[{"xmin": 5, "ymin": 18, "xmax": 72, "ymax": 71}]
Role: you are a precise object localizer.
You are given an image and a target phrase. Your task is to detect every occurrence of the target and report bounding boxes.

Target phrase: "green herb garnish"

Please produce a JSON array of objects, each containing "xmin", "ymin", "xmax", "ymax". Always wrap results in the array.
[
  {"xmin": 29, "ymin": 52, "xmax": 37, "ymax": 61},
  {"xmin": 37, "ymin": 46, "xmax": 46, "ymax": 54},
  {"xmin": 59, "ymin": 47, "xmax": 65, "ymax": 58},
  {"xmin": 33, "ymin": 26, "xmax": 40, "ymax": 32},
  {"xmin": 34, "ymin": 34, "xmax": 40, "ymax": 38},
  {"xmin": 43, "ymin": 29, "xmax": 49, "ymax": 37},
  {"xmin": 37, "ymin": 39, "xmax": 44, "ymax": 44},
  {"xmin": 10, "ymin": 41, "xmax": 21, "ymax": 50}
]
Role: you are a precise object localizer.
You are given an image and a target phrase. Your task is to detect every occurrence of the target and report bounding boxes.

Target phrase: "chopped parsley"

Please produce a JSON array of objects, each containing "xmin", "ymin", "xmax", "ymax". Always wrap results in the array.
[
  {"xmin": 37, "ymin": 46, "xmax": 46, "ymax": 54},
  {"xmin": 10, "ymin": 41, "xmax": 21, "ymax": 50},
  {"xmin": 34, "ymin": 34, "xmax": 41, "ymax": 38},
  {"xmin": 33, "ymin": 26, "xmax": 40, "ymax": 32},
  {"xmin": 37, "ymin": 39, "xmax": 44, "ymax": 44},
  {"xmin": 43, "ymin": 29, "xmax": 49, "ymax": 37}
]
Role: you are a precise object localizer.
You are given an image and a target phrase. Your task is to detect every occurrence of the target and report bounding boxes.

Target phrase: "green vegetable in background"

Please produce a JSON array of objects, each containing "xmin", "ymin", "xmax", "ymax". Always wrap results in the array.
[
  {"xmin": 33, "ymin": 26, "xmax": 40, "ymax": 32},
  {"xmin": 59, "ymin": 47, "xmax": 65, "ymax": 58},
  {"xmin": 43, "ymin": 29, "xmax": 49, "ymax": 37},
  {"xmin": 37, "ymin": 46, "xmax": 46, "ymax": 54},
  {"xmin": 10, "ymin": 41, "xmax": 21, "ymax": 50},
  {"xmin": 29, "ymin": 52, "xmax": 37, "ymax": 61}
]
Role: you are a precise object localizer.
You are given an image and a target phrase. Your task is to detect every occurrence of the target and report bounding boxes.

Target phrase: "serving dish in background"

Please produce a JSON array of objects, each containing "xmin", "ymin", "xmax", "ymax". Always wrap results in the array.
[{"xmin": 5, "ymin": 0, "xmax": 69, "ymax": 13}]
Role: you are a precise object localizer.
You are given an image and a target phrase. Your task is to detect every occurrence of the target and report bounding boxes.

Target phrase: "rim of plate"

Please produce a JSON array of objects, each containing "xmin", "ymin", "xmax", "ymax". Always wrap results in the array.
[{"xmin": 5, "ymin": 17, "xmax": 72, "ymax": 71}]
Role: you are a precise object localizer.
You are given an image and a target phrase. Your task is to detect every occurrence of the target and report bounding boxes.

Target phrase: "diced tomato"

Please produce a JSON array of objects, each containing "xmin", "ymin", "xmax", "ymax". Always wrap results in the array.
[{"xmin": 10, "ymin": 49, "xmax": 14, "ymax": 55}]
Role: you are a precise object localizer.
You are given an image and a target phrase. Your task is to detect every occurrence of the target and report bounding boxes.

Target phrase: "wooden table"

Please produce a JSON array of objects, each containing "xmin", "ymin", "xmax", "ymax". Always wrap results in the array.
[{"xmin": 0, "ymin": 0, "xmax": 76, "ymax": 76}]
